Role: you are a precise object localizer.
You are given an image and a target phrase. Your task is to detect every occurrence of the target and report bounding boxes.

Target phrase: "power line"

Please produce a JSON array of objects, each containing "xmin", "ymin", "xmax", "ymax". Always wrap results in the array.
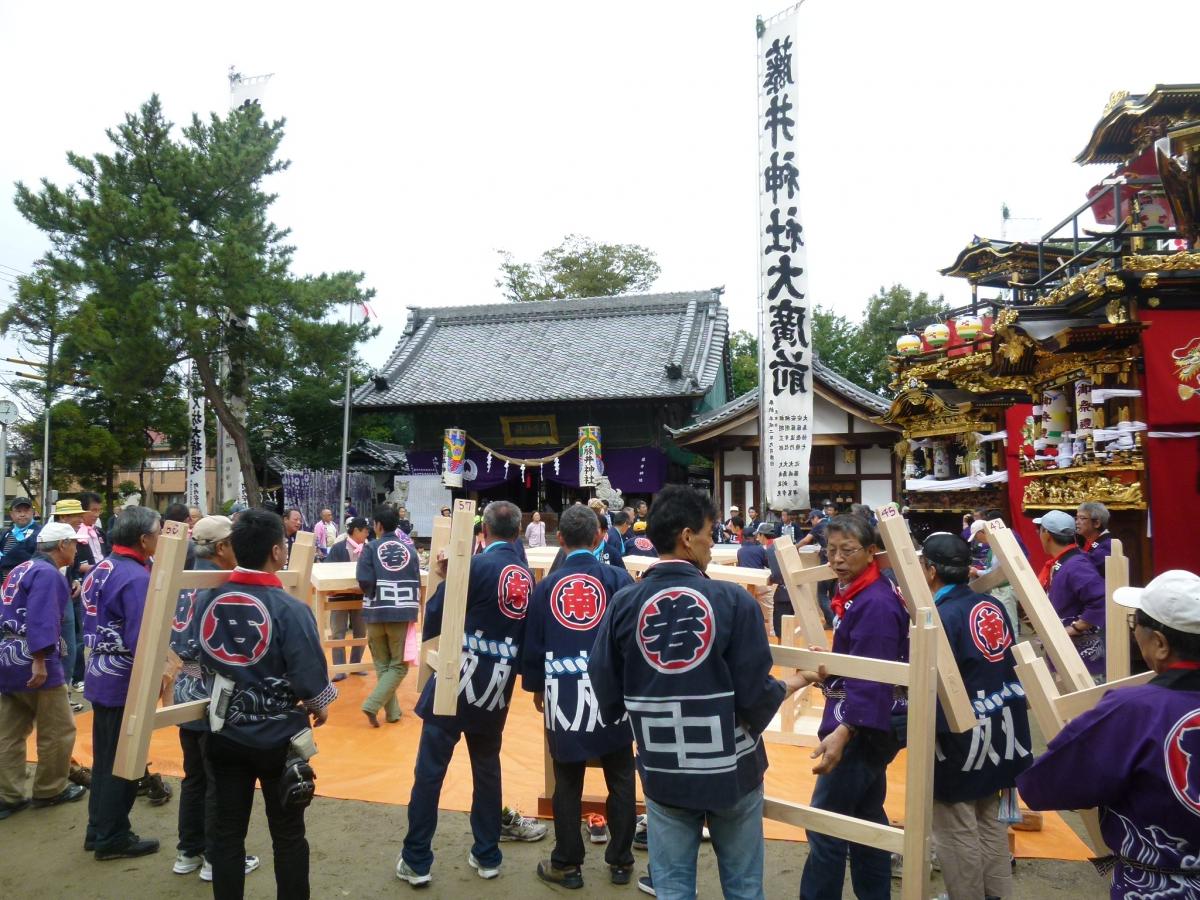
[{"xmin": 0, "ymin": 263, "xmax": 29, "ymax": 278}]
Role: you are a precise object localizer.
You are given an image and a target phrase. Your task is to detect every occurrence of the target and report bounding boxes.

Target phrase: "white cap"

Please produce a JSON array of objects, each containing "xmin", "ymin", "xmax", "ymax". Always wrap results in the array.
[
  {"xmin": 969, "ymin": 519, "xmax": 988, "ymax": 540},
  {"xmin": 1114, "ymin": 570, "xmax": 1200, "ymax": 635},
  {"xmin": 729, "ymin": 506, "xmax": 739, "ymax": 513},
  {"xmin": 38, "ymin": 522, "xmax": 79, "ymax": 544}
]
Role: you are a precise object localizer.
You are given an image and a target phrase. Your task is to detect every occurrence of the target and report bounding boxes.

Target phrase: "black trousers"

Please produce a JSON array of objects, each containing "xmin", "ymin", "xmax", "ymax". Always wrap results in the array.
[
  {"xmin": 87, "ymin": 703, "xmax": 140, "ymax": 851},
  {"xmin": 177, "ymin": 728, "xmax": 218, "ymax": 857},
  {"xmin": 550, "ymin": 745, "xmax": 636, "ymax": 869},
  {"xmin": 206, "ymin": 733, "xmax": 309, "ymax": 900}
]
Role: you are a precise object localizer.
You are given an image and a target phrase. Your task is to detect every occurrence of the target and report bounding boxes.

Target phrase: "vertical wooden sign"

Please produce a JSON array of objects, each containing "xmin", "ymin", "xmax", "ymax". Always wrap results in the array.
[{"xmin": 1104, "ymin": 539, "xmax": 1131, "ymax": 682}]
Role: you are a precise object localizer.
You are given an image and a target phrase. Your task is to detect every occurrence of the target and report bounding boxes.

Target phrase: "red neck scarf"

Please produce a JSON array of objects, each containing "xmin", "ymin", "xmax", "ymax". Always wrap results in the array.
[
  {"xmin": 831, "ymin": 561, "xmax": 882, "ymax": 620},
  {"xmin": 229, "ymin": 567, "xmax": 283, "ymax": 588},
  {"xmin": 1165, "ymin": 661, "xmax": 1200, "ymax": 671},
  {"xmin": 112, "ymin": 545, "xmax": 148, "ymax": 566},
  {"xmin": 1037, "ymin": 544, "xmax": 1075, "ymax": 589}
]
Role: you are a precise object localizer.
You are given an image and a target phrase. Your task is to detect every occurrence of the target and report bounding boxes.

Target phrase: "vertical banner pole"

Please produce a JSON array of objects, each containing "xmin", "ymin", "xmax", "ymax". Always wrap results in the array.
[{"xmin": 758, "ymin": 7, "xmax": 813, "ymax": 514}]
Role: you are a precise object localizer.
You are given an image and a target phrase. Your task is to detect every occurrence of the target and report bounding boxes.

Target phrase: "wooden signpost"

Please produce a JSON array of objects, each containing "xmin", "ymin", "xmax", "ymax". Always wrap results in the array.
[
  {"xmin": 417, "ymin": 514, "xmax": 454, "ymax": 693},
  {"xmin": 764, "ymin": 610, "xmax": 940, "ymax": 900},
  {"xmin": 982, "ymin": 518, "xmax": 1094, "ymax": 693},
  {"xmin": 112, "ymin": 526, "xmax": 316, "ymax": 781},
  {"xmin": 429, "ymin": 499, "xmax": 477, "ymax": 715}
]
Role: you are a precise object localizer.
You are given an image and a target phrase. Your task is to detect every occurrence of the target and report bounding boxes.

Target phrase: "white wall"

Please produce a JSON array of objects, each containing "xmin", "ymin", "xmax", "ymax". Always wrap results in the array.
[
  {"xmin": 861, "ymin": 446, "xmax": 893, "ymax": 474},
  {"xmin": 813, "ymin": 394, "xmax": 848, "ymax": 434},
  {"xmin": 861, "ymin": 478, "xmax": 895, "ymax": 509},
  {"xmin": 724, "ymin": 448, "xmax": 754, "ymax": 475}
]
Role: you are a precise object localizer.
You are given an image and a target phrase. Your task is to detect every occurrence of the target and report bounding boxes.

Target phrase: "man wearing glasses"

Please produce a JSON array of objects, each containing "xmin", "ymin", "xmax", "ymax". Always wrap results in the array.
[
  {"xmin": 1075, "ymin": 501, "xmax": 1113, "ymax": 574},
  {"xmin": 800, "ymin": 515, "xmax": 909, "ymax": 900}
]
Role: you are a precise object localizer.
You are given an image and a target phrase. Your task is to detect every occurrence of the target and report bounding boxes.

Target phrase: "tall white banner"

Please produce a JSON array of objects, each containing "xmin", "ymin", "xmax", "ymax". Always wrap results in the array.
[
  {"xmin": 758, "ymin": 9, "xmax": 812, "ymax": 511},
  {"xmin": 186, "ymin": 389, "xmax": 207, "ymax": 515}
]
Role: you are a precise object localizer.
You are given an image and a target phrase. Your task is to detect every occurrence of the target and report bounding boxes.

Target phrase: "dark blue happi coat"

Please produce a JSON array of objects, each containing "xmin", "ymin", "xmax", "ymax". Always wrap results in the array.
[
  {"xmin": 416, "ymin": 541, "xmax": 532, "ymax": 734},
  {"xmin": 590, "ymin": 559, "xmax": 785, "ymax": 810},
  {"xmin": 521, "ymin": 550, "xmax": 635, "ymax": 762}
]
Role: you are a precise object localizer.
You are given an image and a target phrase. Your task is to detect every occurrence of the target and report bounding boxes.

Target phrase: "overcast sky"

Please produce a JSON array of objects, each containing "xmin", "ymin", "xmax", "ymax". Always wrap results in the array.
[{"xmin": 2, "ymin": 0, "xmax": 1198, "ymax": 403}]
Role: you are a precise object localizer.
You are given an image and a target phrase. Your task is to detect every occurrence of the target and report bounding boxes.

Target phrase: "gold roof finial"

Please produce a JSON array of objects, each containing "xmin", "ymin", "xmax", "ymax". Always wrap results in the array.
[{"xmin": 1103, "ymin": 90, "xmax": 1131, "ymax": 117}]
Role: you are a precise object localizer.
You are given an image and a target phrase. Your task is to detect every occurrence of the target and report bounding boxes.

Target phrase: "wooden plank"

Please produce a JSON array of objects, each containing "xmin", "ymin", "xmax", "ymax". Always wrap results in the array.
[
  {"xmin": 152, "ymin": 699, "xmax": 208, "ymax": 728},
  {"xmin": 432, "ymin": 499, "xmax": 477, "ymax": 716},
  {"xmin": 622, "ymin": 555, "xmax": 656, "ymax": 576},
  {"xmin": 1105, "ymin": 539, "xmax": 1131, "ymax": 682},
  {"xmin": 706, "ymin": 562, "xmax": 770, "ymax": 587},
  {"xmin": 310, "ymin": 561, "xmax": 360, "ymax": 593},
  {"xmin": 417, "ymin": 638, "xmax": 440, "ymax": 692},
  {"xmin": 284, "ymin": 530, "xmax": 316, "ymax": 605},
  {"xmin": 969, "ymin": 567, "xmax": 1008, "ymax": 595},
  {"xmin": 710, "ymin": 546, "xmax": 739, "ymax": 565},
  {"xmin": 114, "ymin": 520, "xmax": 189, "ymax": 780},
  {"xmin": 770, "ymin": 644, "xmax": 910, "ymax": 686},
  {"xmin": 770, "ymin": 536, "xmax": 829, "ymax": 649},
  {"xmin": 983, "ymin": 519, "xmax": 1094, "ymax": 693},
  {"xmin": 1012, "ymin": 641, "xmax": 1066, "ymax": 738},
  {"xmin": 426, "ymin": 515, "xmax": 452, "ymax": 599},
  {"xmin": 1054, "ymin": 670, "xmax": 1154, "ymax": 722},
  {"xmin": 762, "ymin": 797, "xmax": 905, "ymax": 854},
  {"xmin": 901, "ymin": 611, "xmax": 938, "ymax": 900},
  {"xmin": 876, "ymin": 504, "xmax": 978, "ymax": 733}
]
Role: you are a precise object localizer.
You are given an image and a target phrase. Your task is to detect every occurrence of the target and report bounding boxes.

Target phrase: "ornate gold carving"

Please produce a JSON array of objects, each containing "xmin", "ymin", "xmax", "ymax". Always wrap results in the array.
[
  {"xmin": 995, "ymin": 326, "xmax": 1036, "ymax": 364},
  {"xmin": 1149, "ymin": 296, "xmax": 1162, "ymax": 307},
  {"xmin": 1122, "ymin": 252, "xmax": 1200, "ymax": 271},
  {"xmin": 1105, "ymin": 299, "xmax": 1129, "ymax": 324},
  {"xmin": 1140, "ymin": 272, "xmax": 1160, "ymax": 289},
  {"xmin": 1022, "ymin": 473, "xmax": 1144, "ymax": 509},
  {"xmin": 994, "ymin": 307, "xmax": 1019, "ymax": 327},
  {"xmin": 1104, "ymin": 275, "xmax": 1126, "ymax": 293},
  {"xmin": 1032, "ymin": 261, "xmax": 1114, "ymax": 307},
  {"xmin": 1102, "ymin": 90, "xmax": 1130, "ymax": 116}
]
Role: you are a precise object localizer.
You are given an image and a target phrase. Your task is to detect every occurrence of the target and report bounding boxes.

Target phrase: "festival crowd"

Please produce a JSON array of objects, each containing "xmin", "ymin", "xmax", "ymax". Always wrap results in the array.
[{"xmin": 0, "ymin": 487, "xmax": 1196, "ymax": 900}]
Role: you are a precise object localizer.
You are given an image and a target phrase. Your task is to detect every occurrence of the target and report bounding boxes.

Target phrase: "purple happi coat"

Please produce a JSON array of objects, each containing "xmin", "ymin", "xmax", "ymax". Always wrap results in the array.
[
  {"xmin": 1046, "ymin": 547, "xmax": 1106, "ymax": 676},
  {"xmin": 82, "ymin": 547, "xmax": 151, "ymax": 707},
  {"xmin": 1018, "ymin": 668, "xmax": 1200, "ymax": 898},
  {"xmin": 0, "ymin": 555, "xmax": 70, "ymax": 693}
]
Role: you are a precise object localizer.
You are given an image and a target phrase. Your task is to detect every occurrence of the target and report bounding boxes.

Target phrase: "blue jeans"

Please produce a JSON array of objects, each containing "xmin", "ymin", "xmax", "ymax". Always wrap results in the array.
[
  {"xmin": 799, "ymin": 729, "xmax": 901, "ymax": 900},
  {"xmin": 62, "ymin": 597, "xmax": 80, "ymax": 685},
  {"xmin": 71, "ymin": 598, "xmax": 85, "ymax": 683},
  {"xmin": 402, "ymin": 720, "xmax": 503, "ymax": 875},
  {"xmin": 645, "ymin": 783, "xmax": 765, "ymax": 900}
]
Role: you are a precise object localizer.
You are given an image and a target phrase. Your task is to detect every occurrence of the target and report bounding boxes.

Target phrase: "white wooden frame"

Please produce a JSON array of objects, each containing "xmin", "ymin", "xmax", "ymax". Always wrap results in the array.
[
  {"xmin": 420, "ymin": 500, "xmax": 476, "ymax": 715},
  {"xmin": 113, "ymin": 525, "xmax": 316, "ymax": 780}
]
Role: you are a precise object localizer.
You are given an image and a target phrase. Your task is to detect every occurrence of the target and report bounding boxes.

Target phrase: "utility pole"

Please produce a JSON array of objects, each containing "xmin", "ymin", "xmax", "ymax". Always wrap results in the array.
[
  {"xmin": 337, "ymin": 300, "xmax": 354, "ymax": 525},
  {"xmin": 40, "ymin": 323, "xmax": 55, "ymax": 513}
]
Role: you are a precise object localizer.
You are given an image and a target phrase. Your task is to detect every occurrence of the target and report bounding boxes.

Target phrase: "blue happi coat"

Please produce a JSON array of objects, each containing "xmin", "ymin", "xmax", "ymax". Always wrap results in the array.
[
  {"xmin": 356, "ymin": 529, "xmax": 422, "ymax": 624},
  {"xmin": 415, "ymin": 541, "xmax": 532, "ymax": 734},
  {"xmin": 522, "ymin": 550, "xmax": 635, "ymax": 762},
  {"xmin": 932, "ymin": 582, "xmax": 1032, "ymax": 802},
  {"xmin": 590, "ymin": 559, "xmax": 786, "ymax": 810}
]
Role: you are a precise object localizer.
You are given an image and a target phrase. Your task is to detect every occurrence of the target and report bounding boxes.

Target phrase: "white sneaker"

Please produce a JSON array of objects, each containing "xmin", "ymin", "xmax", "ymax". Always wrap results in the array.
[
  {"xmin": 468, "ymin": 852, "xmax": 500, "ymax": 879},
  {"xmin": 499, "ymin": 805, "xmax": 548, "ymax": 842},
  {"xmin": 173, "ymin": 852, "xmax": 203, "ymax": 874},
  {"xmin": 395, "ymin": 858, "xmax": 432, "ymax": 887},
  {"xmin": 199, "ymin": 855, "xmax": 261, "ymax": 882}
]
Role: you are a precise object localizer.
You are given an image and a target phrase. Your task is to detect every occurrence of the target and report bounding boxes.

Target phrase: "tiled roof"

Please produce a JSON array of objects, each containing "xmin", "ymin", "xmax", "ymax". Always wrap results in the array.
[
  {"xmin": 666, "ymin": 358, "xmax": 889, "ymax": 439},
  {"xmin": 353, "ymin": 291, "xmax": 729, "ymax": 408},
  {"xmin": 348, "ymin": 439, "xmax": 410, "ymax": 470}
]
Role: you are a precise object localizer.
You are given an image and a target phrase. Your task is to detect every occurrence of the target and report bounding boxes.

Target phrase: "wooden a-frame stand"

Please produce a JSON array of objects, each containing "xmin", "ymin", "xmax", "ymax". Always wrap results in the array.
[
  {"xmin": 765, "ymin": 609, "xmax": 940, "ymax": 900},
  {"xmin": 766, "ymin": 504, "xmax": 978, "ymax": 747},
  {"xmin": 112, "ymin": 524, "xmax": 316, "ymax": 780}
]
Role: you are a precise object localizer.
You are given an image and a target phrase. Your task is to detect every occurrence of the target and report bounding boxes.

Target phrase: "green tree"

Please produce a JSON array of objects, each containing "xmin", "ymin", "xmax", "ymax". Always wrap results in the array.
[
  {"xmin": 496, "ymin": 234, "xmax": 660, "ymax": 302},
  {"xmin": 856, "ymin": 284, "xmax": 948, "ymax": 393},
  {"xmin": 811, "ymin": 304, "xmax": 863, "ymax": 387},
  {"xmin": 728, "ymin": 330, "xmax": 758, "ymax": 396},
  {"xmin": 13, "ymin": 95, "xmax": 376, "ymax": 503},
  {"xmin": 19, "ymin": 400, "xmax": 124, "ymax": 493}
]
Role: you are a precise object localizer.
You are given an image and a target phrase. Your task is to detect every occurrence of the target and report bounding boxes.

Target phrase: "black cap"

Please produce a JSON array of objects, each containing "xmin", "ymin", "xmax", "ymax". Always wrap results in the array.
[
  {"xmin": 755, "ymin": 522, "xmax": 777, "ymax": 537},
  {"xmin": 10, "ymin": 496, "xmax": 31, "ymax": 509},
  {"xmin": 922, "ymin": 532, "xmax": 971, "ymax": 567}
]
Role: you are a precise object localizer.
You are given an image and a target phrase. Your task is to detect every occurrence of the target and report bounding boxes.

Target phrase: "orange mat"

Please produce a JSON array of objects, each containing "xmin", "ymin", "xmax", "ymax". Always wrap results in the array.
[{"xmin": 53, "ymin": 671, "xmax": 1090, "ymax": 861}]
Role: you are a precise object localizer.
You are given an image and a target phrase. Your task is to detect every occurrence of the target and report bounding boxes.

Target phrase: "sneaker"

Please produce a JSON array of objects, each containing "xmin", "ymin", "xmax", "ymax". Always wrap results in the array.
[
  {"xmin": 70, "ymin": 701, "xmax": 85, "ymax": 713},
  {"xmin": 633, "ymin": 814, "xmax": 648, "ymax": 851},
  {"xmin": 701, "ymin": 825, "xmax": 711, "ymax": 841},
  {"xmin": 0, "ymin": 798, "xmax": 30, "ymax": 821},
  {"xmin": 468, "ymin": 852, "xmax": 500, "ymax": 879},
  {"xmin": 31, "ymin": 783, "xmax": 86, "ymax": 807},
  {"xmin": 199, "ymin": 855, "xmax": 261, "ymax": 882},
  {"xmin": 610, "ymin": 864, "xmax": 633, "ymax": 885},
  {"xmin": 71, "ymin": 681, "xmax": 85, "ymax": 692},
  {"xmin": 536, "ymin": 859, "xmax": 583, "ymax": 889},
  {"xmin": 637, "ymin": 873, "xmax": 656, "ymax": 896},
  {"xmin": 95, "ymin": 836, "xmax": 160, "ymax": 860},
  {"xmin": 173, "ymin": 852, "xmax": 203, "ymax": 875},
  {"xmin": 500, "ymin": 806, "xmax": 547, "ymax": 842},
  {"xmin": 395, "ymin": 857, "xmax": 432, "ymax": 887},
  {"xmin": 585, "ymin": 812, "xmax": 609, "ymax": 844}
]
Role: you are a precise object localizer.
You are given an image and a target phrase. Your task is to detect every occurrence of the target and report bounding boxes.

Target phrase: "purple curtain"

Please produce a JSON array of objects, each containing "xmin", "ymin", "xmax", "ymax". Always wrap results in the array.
[
  {"xmin": 282, "ymin": 469, "xmax": 375, "ymax": 528},
  {"xmin": 404, "ymin": 447, "xmax": 666, "ymax": 493}
]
